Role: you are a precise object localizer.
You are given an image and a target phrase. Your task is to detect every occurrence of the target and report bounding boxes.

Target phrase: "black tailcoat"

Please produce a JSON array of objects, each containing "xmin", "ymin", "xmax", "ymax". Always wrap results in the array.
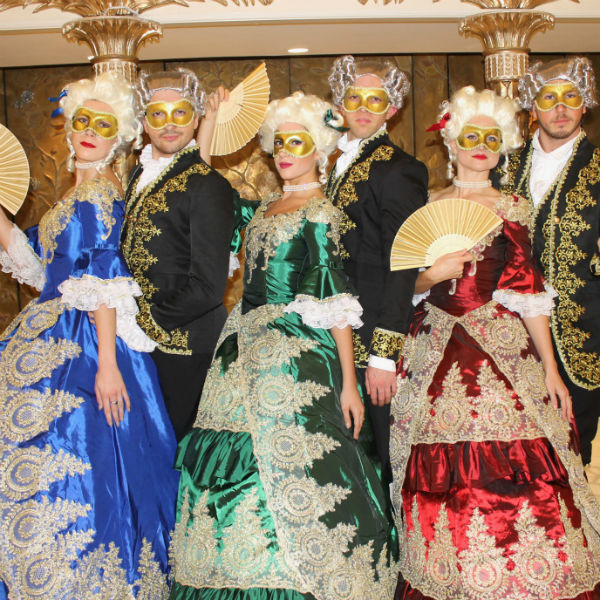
[{"xmin": 325, "ymin": 130, "xmax": 429, "ymax": 368}]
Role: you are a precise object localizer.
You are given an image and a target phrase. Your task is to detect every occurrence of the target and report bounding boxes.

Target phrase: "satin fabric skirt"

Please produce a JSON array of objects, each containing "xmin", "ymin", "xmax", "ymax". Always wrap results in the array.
[
  {"xmin": 391, "ymin": 301, "xmax": 600, "ymax": 600},
  {"xmin": 0, "ymin": 299, "xmax": 178, "ymax": 598},
  {"xmin": 169, "ymin": 304, "xmax": 398, "ymax": 599}
]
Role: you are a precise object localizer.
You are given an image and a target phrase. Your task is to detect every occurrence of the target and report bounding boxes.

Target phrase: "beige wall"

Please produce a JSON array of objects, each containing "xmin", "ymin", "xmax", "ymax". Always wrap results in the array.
[{"xmin": 1, "ymin": 52, "xmax": 599, "ymax": 326}]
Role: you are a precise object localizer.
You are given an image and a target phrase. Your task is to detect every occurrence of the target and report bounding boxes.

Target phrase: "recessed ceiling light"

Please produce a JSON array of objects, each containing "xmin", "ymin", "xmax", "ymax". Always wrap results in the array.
[{"xmin": 288, "ymin": 47, "xmax": 309, "ymax": 54}]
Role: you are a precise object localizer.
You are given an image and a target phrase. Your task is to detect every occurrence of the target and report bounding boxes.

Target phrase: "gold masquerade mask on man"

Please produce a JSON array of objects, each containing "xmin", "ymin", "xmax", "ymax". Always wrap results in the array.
[
  {"xmin": 534, "ymin": 82, "xmax": 584, "ymax": 112},
  {"xmin": 456, "ymin": 124, "xmax": 503, "ymax": 154},
  {"xmin": 71, "ymin": 106, "xmax": 118, "ymax": 139},
  {"xmin": 273, "ymin": 130, "xmax": 316, "ymax": 158},
  {"xmin": 144, "ymin": 100, "xmax": 195, "ymax": 130},
  {"xmin": 342, "ymin": 87, "xmax": 391, "ymax": 115}
]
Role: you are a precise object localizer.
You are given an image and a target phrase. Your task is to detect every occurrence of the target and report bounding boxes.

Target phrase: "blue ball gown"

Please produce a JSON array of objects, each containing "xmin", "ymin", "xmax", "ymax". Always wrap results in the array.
[{"xmin": 0, "ymin": 177, "xmax": 178, "ymax": 599}]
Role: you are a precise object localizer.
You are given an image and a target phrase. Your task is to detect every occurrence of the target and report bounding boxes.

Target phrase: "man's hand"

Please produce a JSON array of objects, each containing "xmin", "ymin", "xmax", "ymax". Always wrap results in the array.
[
  {"xmin": 365, "ymin": 366, "xmax": 397, "ymax": 406},
  {"xmin": 197, "ymin": 86, "xmax": 230, "ymax": 164}
]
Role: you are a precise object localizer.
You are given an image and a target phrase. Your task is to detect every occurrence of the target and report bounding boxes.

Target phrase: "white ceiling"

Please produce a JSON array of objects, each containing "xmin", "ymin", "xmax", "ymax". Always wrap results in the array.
[{"xmin": 1, "ymin": 0, "xmax": 599, "ymax": 67}]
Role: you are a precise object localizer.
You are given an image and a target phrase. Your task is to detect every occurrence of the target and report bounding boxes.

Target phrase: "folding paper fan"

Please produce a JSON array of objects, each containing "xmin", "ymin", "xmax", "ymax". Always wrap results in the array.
[
  {"xmin": 0, "ymin": 124, "xmax": 30, "ymax": 215},
  {"xmin": 390, "ymin": 198, "xmax": 502, "ymax": 271},
  {"xmin": 210, "ymin": 62, "xmax": 270, "ymax": 156}
]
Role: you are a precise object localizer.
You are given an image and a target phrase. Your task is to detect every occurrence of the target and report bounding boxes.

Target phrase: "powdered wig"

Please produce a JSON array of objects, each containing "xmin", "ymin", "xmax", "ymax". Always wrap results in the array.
[
  {"xmin": 259, "ymin": 91, "xmax": 344, "ymax": 184},
  {"xmin": 60, "ymin": 71, "xmax": 143, "ymax": 172},
  {"xmin": 519, "ymin": 56, "xmax": 598, "ymax": 110},
  {"xmin": 136, "ymin": 68, "xmax": 206, "ymax": 116},
  {"xmin": 440, "ymin": 86, "xmax": 522, "ymax": 162},
  {"xmin": 329, "ymin": 55, "xmax": 410, "ymax": 110}
]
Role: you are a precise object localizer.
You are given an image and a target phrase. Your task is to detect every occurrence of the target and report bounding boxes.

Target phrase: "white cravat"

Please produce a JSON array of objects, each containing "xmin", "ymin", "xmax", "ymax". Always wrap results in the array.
[
  {"xmin": 529, "ymin": 129, "xmax": 580, "ymax": 208},
  {"xmin": 334, "ymin": 125, "xmax": 387, "ymax": 177},
  {"xmin": 136, "ymin": 140, "xmax": 197, "ymax": 193}
]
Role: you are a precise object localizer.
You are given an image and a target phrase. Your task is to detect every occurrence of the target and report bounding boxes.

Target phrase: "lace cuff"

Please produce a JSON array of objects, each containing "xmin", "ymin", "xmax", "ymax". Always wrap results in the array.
[
  {"xmin": 229, "ymin": 253, "xmax": 241, "ymax": 278},
  {"xmin": 284, "ymin": 293, "xmax": 363, "ymax": 330},
  {"xmin": 0, "ymin": 224, "xmax": 45, "ymax": 291},
  {"xmin": 58, "ymin": 274, "xmax": 157, "ymax": 352},
  {"xmin": 412, "ymin": 289, "xmax": 430, "ymax": 306},
  {"xmin": 492, "ymin": 283, "xmax": 557, "ymax": 318}
]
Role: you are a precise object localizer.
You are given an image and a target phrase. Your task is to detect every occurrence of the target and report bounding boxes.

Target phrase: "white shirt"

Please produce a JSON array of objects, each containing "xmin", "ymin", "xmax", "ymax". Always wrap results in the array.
[
  {"xmin": 529, "ymin": 129, "xmax": 581, "ymax": 208},
  {"xmin": 136, "ymin": 140, "xmax": 197, "ymax": 193},
  {"xmin": 334, "ymin": 125, "xmax": 387, "ymax": 177}
]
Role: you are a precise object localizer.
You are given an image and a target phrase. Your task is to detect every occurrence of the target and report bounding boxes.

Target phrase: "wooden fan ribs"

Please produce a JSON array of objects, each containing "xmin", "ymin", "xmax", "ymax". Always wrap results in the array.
[
  {"xmin": 390, "ymin": 198, "xmax": 502, "ymax": 270},
  {"xmin": 0, "ymin": 124, "xmax": 30, "ymax": 215}
]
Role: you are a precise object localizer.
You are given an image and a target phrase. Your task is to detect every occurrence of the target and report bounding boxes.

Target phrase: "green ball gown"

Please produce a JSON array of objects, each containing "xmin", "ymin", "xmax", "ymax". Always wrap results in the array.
[{"xmin": 168, "ymin": 194, "xmax": 398, "ymax": 600}]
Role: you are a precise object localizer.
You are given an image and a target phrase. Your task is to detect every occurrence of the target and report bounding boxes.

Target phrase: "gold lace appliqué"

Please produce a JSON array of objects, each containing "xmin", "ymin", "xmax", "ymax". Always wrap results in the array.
[{"xmin": 38, "ymin": 178, "xmax": 118, "ymax": 268}]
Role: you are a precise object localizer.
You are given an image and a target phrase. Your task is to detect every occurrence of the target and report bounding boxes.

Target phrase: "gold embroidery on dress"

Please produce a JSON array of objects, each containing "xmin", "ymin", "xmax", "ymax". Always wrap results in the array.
[
  {"xmin": 38, "ymin": 178, "xmax": 118, "ymax": 267},
  {"xmin": 369, "ymin": 327, "xmax": 405, "ymax": 361},
  {"xmin": 244, "ymin": 195, "xmax": 341, "ymax": 279},
  {"xmin": 122, "ymin": 160, "xmax": 211, "ymax": 355},
  {"xmin": 183, "ymin": 298, "xmax": 398, "ymax": 597}
]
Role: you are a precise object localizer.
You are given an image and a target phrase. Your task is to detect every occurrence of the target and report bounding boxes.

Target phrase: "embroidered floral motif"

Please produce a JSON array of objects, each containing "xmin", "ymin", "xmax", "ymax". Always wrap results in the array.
[
  {"xmin": 352, "ymin": 332, "xmax": 370, "ymax": 369},
  {"xmin": 326, "ymin": 141, "xmax": 394, "ymax": 260},
  {"xmin": 180, "ymin": 296, "xmax": 397, "ymax": 597},
  {"xmin": 38, "ymin": 178, "xmax": 118, "ymax": 267},
  {"xmin": 244, "ymin": 195, "xmax": 341, "ymax": 279},
  {"xmin": 369, "ymin": 327, "xmax": 405, "ymax": 361},
  {"xmin": 122, "ymin": 159, "xmax": 210, "ymax": 355}
]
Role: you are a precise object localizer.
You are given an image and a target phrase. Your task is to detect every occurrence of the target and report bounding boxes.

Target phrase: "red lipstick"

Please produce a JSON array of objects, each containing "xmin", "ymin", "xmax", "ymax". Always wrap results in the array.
[
  {"xmin": 80, "ymin": 141, "xmax": 96, "ymax": 148},
  {"xmin": 473, "ymin": 154, "xmax": 488, "ymax": 160}
]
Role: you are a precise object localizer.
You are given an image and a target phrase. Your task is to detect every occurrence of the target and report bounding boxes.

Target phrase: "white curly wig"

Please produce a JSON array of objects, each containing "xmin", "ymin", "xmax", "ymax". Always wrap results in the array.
[
  {"xmin": 440, "ymin": 86, "xmax": 522, "ymax": 162},
  {"xmin": 136, "ymin": 68, "xmax": 206, "ymax": 116},
  {"xmin": 329, "ymin": 55, "xmax": 410, "ymax": 110},
  {"xmin": 60, "ymin": 72, "xmax": 142, "ymax": 172},
  {"xmin": 259, "ymin": 91, "xmax": 344, "ymax": 184},
  {"xmin": 518, "ymin": 56, "xmax": 598, "ymax": 111}
]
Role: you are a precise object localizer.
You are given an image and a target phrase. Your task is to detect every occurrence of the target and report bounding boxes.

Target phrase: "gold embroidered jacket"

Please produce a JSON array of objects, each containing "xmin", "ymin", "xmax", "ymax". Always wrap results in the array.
[
  {"xmin": 325, "ymin": 131, "xmax": 428, "ymax": 367},
  {"xmin": 121, "ymin": 146, "xmax": 234, "ymax": 356},
  {"xmin": 500, "ymin": 134, "xmax": 600, "ymax": 390}
]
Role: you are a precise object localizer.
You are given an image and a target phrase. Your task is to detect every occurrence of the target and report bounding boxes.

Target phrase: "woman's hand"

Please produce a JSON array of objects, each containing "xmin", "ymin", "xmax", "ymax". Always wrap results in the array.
[
  {"xmin": 95, "ymin": 363, "xmax": 130, "ymax": 427},
  {"xmin": 544, "ymin": 366, "xmax": 572, "ymax": 422},
  {"xmin": 429, "ymin": 250, "xmax": 473, "ymax": 282},
  {"xmin": 341, "ymin": 384, "xmax": 365, "ymax": 440}
]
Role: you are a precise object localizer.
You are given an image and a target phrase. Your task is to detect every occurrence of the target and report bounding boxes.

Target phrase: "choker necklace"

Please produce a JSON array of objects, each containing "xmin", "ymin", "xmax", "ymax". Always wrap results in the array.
[
  {"xmin": 452, "ymin": 177, "xmax": 491, "ymax": 189},
  {"xmin": 282, "ymin": 181, "xmax": 321, "ymax": 192},
  {"xmin": 75, "ymin": 160, "xmax": 106, "ymax": 171}
]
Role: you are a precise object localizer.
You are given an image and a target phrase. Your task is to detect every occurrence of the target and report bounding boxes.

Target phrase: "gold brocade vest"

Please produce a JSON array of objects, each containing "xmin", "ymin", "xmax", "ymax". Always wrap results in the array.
[{"xmin": 501, "ymin": 134, "xmax": 600, "ymax": 390}]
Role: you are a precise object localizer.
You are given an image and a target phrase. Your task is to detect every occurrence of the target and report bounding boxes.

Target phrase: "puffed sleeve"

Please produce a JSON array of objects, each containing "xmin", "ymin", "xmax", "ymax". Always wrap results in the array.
[
  {"xmin": 491, "ymin": 195, "xmax": 556, "ymax": 318},
  {"xmin": 0, "ymin": 224, "xmax": 45, "ymax": 290},
  {"xmin": 284, "ymin": 200, "xmax": 363, "ymax": 330},
  {"xmin": 57, "ymin": 182, "xmax": 156, "ymax": 352},
  {"xmin": 229, "ymin": 192, "xmax": 259, "ymax": 276}
]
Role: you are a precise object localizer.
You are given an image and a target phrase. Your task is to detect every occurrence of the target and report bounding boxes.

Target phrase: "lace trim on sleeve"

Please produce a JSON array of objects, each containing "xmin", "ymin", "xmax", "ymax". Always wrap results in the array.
[
  {"xmin": 412, "ymin": 289, "xmax": 430, "ymax": 306},
  {"xmin": 284, "ymin": 293, "xmax": 363, "ymax": 330},
  {"xmin": 58, "ymin": 274, "xmax": 157, "ymax": 352},
  {"xmin": 492, "ymin": 283, "xmax": 557, "ymax": 318},
  {"xmin": 229, "ymin": 253, "xmax": 241, "ymax": 278},
  {"xmin": 0, "ymin": 224, "xmax": 45, "ymax": 291}
]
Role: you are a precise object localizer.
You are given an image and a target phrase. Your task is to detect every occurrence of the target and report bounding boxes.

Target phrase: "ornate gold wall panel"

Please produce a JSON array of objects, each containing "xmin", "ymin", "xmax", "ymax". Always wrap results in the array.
[{"xmin": 1, "ymin": 53, "xmax": 600, "ymax": 325}]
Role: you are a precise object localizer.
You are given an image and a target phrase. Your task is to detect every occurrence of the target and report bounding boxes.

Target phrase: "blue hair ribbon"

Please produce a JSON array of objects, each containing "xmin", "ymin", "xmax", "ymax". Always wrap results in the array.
[
  {"xmin": 49, "ymin": 89, "xmax": 68, "ymax": 118},
  {"xmin": 324, "ymin": 109, "xmax": 349, "ymax": 133}
]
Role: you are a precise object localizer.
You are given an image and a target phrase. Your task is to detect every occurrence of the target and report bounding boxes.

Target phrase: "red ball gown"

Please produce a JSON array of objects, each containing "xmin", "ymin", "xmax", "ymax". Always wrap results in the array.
[{"xmin": 391, "ymin": 195, "xmax": 600, "ymax": 600}]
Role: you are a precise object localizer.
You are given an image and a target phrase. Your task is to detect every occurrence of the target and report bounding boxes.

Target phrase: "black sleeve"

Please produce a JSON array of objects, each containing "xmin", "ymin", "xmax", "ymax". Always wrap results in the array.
[
  {"xmin": 150, "ymin": 174, "xmax": 234, "ymax": 330},
  {"xmin": 369, "ymin": 157, "xmax": 428, "ymax": 359}
]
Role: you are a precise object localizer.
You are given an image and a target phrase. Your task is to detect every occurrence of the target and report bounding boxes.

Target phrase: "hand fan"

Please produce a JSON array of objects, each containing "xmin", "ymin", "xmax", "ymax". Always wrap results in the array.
[
  {"xmin": 210, "ymin": 62, "xmax": 270, "ymax": 156},
  {"xmin": 0, "ymin": 123, "xmax": 30, "ymax": 215},
  {"xmin": 390, "ymin": 198, "xmax": 502, "ymax": 270}
]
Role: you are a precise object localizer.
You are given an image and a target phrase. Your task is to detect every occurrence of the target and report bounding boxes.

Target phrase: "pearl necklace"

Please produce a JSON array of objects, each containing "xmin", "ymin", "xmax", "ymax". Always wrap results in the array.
[
  {"xmin": 282, "ymin": 181, "xmax": 321, "ymax": 192},
  {"xmin": 452, "ymin": 177, "xmax": 491, "ymax": 189},
  {"xmin": 75, "ymin": 160, "xmax": 106, "ymax": 171}
]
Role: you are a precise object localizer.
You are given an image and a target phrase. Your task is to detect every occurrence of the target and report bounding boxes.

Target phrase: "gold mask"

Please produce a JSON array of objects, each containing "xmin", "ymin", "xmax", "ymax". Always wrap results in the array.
[
  {"xmin": 342, "ymin": 87, "xmax": 391, "ymax": 115},
  {"xmin": 273, "ymin": 130, "xmax": 316, "ymax": 158},
  {"xmin": 534, "ymin": 82, "xmax": 584, "ymax": 112},
  {"xmin": 144, "ymin": 100, "xmax": 195, "ymax": 129},
  {"xmin": 71, "ymin": 106, "xmax": 118, "ymax": 139},
  {"xmin": 456, "ymin": 124, "xmax": 503, "ymax": 154}
]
